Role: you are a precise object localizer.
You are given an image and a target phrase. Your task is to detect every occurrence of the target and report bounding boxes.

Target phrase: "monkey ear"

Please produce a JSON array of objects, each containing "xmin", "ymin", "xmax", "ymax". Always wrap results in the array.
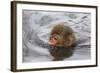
[{"xmin": 65, "ymin": 36, "xmax": 74, "ymax": 47}]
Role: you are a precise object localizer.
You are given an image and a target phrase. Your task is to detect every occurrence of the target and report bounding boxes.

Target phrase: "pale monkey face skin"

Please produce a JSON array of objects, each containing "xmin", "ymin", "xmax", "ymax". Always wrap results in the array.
[
  {"xmin": 48, "ymin": 34, "xmax": 64, "ymax": 46},
  {"xmin": 48, "ymin": 24, "xmax": 76, "ymax": 48}
]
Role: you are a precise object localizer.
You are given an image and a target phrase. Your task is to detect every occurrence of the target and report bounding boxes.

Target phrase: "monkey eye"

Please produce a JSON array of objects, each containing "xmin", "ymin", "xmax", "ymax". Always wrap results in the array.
[{"xmin": 54, "ymin": 37, "xmax": 57, "ymax": 40}]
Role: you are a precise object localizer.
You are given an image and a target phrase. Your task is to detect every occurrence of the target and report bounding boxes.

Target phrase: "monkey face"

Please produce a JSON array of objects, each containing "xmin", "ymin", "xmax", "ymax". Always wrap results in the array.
[{"xmin": 48, "ymin": 34, "xmax": 64, "ymax": 46}]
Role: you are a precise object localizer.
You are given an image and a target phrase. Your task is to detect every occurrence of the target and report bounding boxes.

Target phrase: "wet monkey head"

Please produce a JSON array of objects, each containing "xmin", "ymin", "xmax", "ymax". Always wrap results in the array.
[{"xmin": 48, "ymin": 24, "xmax": 76, "ymax": 48}]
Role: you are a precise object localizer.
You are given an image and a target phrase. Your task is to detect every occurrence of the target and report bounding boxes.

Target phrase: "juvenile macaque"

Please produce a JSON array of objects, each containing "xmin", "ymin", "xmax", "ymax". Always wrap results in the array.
[{"xmin": 48, "ymin": 24, "xmax": 76, "ymax": 61}]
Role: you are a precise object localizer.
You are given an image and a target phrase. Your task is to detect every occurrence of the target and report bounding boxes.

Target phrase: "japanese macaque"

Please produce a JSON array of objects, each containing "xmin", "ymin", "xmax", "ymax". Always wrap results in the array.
[{"xmin": 48, "ymin": 24, "xmax": 76, "ymax": 61}]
